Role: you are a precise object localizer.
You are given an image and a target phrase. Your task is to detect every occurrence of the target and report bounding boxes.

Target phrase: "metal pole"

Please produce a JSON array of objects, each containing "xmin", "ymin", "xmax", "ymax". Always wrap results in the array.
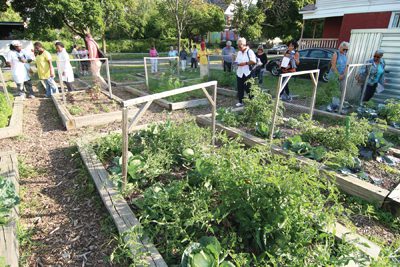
[
  {"xmin": 359, "ymin": 66, "xmax": 372, "ymax": 105},
  {"xmin": 144, "ymin": 57, "xmax": 149, "ymax": 89},
  {"xmin": 270, "ymin": 75, "xmax": 283, "ymax": 142},
  {"xmin": 105, "ymin": 58, "xmax": 112, "ymax": 98},
  {"xmin": 57, "ymin": 62, "xmax": 67, "ymax": 105},
  {"xmin": 338, "ymin": 65, "xmax": 351, "ymax": 114},
  {"xmin": 211, "ymin": 83, "xmax": 217, "ymax": 146},
  {"xmin": 122, "ymin": 107, "xmax": 129, "ymax": 191},
  {"xmin": 0, "ymin": 68, "xmax": 10, "ymax": 106}
]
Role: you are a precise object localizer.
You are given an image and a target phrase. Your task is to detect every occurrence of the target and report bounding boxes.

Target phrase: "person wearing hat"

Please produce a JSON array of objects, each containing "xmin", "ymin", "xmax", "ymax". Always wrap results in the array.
[
  {"xmin": 55, "ymin": 42, "xmax": 75, "ymax": 92},
  {"xmin": 34, "ymin": 42, "xmax": 58, "ymax": 97},
  {"xmin": 198, "ymin": 42, "xmax": 209, "ymax": 78},
  {"xmin": 6, "ymin": 41, "xmax": 34, "ymax": 98},
  {"xmin": 255, "ymin": 45, "xmax": 268, "ymax": 85},
  {"xmin": 221, "ymin": 41, "xmax": 236, "ymax": 72}
]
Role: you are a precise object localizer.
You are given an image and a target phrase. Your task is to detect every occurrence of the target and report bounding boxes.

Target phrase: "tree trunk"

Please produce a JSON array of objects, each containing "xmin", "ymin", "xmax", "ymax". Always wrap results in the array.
[
  {"xmin": 177, "ymin": 31, "xmax": 181, "ymax": 54},
  {"xmin": 102, "ymin": 34, "xmax": 107, "ymax": 54}
]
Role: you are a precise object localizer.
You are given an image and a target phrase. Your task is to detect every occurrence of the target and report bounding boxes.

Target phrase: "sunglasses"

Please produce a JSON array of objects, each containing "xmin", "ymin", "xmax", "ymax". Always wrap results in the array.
[
  {"xmin": 374, "ymin": 55, "xmax": 381, "ymax": 58},
  {"xmin": 343, "ymin": 49, "xmax": 348, "ymax": 51}
]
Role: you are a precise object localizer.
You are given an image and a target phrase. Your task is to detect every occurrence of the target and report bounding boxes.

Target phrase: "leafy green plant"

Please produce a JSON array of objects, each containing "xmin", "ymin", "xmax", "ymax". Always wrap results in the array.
[
  {"xmin": 216, "ymin": 108, "xmax": 239, "ymax": 127},
  {"xmin": 181, "ymin": 236, "xmax": 234, "ymax": 267},
  {"xmin": 206, "ymin": 70, "xmax": 236, "ymax": 88},
  {"xmin": 283, "ymin": 135, "xmax": 327, "ymax": 161},
  {"xmin": 0, "ymin": 175, "xmax": 20, "ymax": 225},
  {"xmin": 68, "ymin": 105, "xmax": 83, "ymax": 116},
  {"xmin": 0, "ymin": 92, "xmax": 13, "ymax": 128},
  {"xmin": 379, "ymin": 99, "xmax": 400, "ymax": 126},
  {"xmin": 316, "ymin": 72, "xmax": 340, "ymax": 106}
]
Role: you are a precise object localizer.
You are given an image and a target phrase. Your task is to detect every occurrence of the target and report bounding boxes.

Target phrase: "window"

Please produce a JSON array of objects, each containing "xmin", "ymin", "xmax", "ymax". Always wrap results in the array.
[
  {"xmin": 389, "ymin": 12, "xmax": 400, "ymax": 28},
  {"xmin": 308, "ymin": 49, "xmax": 327, "ymax": 59},
  {"xmin": 299, "ymin": 50, "xmax": 309, "ymax": 58}
]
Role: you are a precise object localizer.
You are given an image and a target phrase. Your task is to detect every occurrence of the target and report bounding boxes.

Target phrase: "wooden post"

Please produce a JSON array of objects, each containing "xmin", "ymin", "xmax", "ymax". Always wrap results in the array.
[
  {"xmin": 359, "ymin": 66, "xmax": 372, "ymax": 104},
  {"xmin": 338, "ymin": 65, "xmax": 351, "ymax": 114},
  {"xmin": 105, "ymin": 58, "xmax": 112, "ymax": 98},
  {"xmin": 309, "ymin": 71, "xmax": 320, "ymax": 119},
  {"xmin": 270, "ymin": 75, "xmax": 283, "ymax": 142},
  {"xmin": 57, "ymin": 65, "xmax": 67, "ymax": 105},
  {"xmin": 177, "ymin": 57, "xmax": 180, "ymax": 77},
  {"xmin": 122, "ymin": 107, "xmax": 129, "ymax": 191},
  {"xmin": 211, "ymin": 83, "xmax": 217, "ymax": 145},
  {"xmin": 0, "ymin": 67, "xmax": 10, "ymax": 106},
  {"xmin": 144, "ymin": 58, "xmax": 149, "ymax": 89}
]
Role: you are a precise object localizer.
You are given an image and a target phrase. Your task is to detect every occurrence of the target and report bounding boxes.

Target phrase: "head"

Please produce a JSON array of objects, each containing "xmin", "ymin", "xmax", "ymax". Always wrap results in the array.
[
  {"xmin": 257, "ymin": 45, "xmax": 264, "ymax": 54},
  {"xmin": 33, "ymin": 42, "xmax": 44, "ymax": 54},
  {"xmin": 55, "ymin": 42, "xmax": 64, "ymax": 53},
  {"xmin": 226, "ymin": 41, "xmax": 232, "ymax": 48},
  {"xmin": 373, "ymin": 49, "xmax": 384, "ymax": 62},
  {"xmin": 174, "ymin": 46, "xmax": 178, "ymax": 50},
  {"xmin": 339, "ymin": 41, "xmax": 349, "ymax": 55},
  {"xmin": 151, "ymin": 45, "xmax": 155, "ymax": 49},
  {"xmin": 170, "ymin": 46, "xmax": 173, "ymax": 51},
  {"xmin": 201, "ymin": 42, "xmax": 206, "ymax": 50},
  {"xmin": 11, "ymin": 40, "xmax": 22, "ymax": 52},
  {"xmin": 237, "ymin": 37, "xmax": 247, "ymax": 51},
  {"xmin": 182, "ymin": 46, "xmax": 186, "ymax": 51},
  {"xmin": 73, "ymin": 44, "xmax": 77, "ymax": 49},
  {"xmin": 287, "ymin": 40, "xmax": 299, "ymax": 51},
  {"xmin": 193, "ymin": 45, "xmax": 196, "ymax": 49}
]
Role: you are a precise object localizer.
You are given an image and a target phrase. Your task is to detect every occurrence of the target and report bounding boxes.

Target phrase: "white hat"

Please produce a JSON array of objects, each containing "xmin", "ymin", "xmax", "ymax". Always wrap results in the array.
[{"xmin": 11, "ymin": 40, "xmax": 22, "ymax": 47}]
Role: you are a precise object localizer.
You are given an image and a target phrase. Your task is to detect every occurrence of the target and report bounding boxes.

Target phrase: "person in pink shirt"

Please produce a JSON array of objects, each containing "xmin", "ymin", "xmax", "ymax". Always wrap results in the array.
[
  {"xmin": 85, "ymin": 33, "xmax": 107, "ymax": 86},
  {"xmin": 149, "ymin": 45, "xmax": 159, "ymax": 73}
]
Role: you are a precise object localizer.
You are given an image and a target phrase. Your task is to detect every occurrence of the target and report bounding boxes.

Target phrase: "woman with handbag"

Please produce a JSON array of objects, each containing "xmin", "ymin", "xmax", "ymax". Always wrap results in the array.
[
  {"xmin": 357, "ymin": 50, "xmax": 385, "ymax": 102},
  {"xmin": 85, "ymin": 33, "xmax": 107, "ymax": 87}
]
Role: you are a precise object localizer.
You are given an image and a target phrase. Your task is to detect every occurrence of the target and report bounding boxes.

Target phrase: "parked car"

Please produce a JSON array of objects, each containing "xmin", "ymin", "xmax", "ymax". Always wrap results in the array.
[
  {"xmin": 268, "ymin": 45, "xmax": 288, "ymax": 54},
  {"xmin": 265, "ymin": 48, "xmax": 337, "ymax": 82}
]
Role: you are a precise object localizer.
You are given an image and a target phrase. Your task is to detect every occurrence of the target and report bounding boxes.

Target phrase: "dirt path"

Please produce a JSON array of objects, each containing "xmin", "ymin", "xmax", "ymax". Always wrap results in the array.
[{"xmin": 0, "ymin": 90, "xmax": 236, "ymax": 266}]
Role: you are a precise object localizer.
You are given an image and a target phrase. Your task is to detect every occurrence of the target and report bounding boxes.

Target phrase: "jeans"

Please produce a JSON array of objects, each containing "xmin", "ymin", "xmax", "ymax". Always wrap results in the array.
[
  {"xmin": 223, "ymin": 61, "xmax": 232, "ymax": 72},
  {"xmin": 237, "ymin": 74, "xmax": 252, "ymax": 103},
  {"xmin": 280, "ymin": 77, "xmax": 290, "ymax": 96},
  {"xmin": 44, "ymin": 77, "xmax": 59, "ymax": 97},
  {"xmin": 181, "ymin": 59, "xmax": 186, "ymax": 71},
  {"xmin": 150, "ymin": 58, "xmax": 158, "ymax": 73},
  {"xmin": 191, "ymin": 58, "xmax": 198, "ymax": 68},
  {"xmin": 16, "ymin": 80, "xmax": 33, "ymax": 96},
  {"xmin": 255, "ymin": 68, "xmax": 265, "ymax": 84}
]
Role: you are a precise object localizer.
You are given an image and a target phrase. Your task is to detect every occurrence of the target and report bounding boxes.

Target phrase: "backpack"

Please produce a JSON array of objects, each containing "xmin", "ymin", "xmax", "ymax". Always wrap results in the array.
[{"xmin": 246, "ymin": 49, "xmax": 255, "ymax": 72}]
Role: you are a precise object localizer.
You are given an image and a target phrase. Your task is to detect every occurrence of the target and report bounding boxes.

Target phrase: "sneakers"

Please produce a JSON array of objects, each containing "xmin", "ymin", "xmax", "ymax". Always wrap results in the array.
[
  {"xmin": 29, "ymin": 95, "xmax": 35, "ymax": 99},
  {"xmin": 280, "ymin": 94, "xmax": 292, "ymax": 102},
  {"xmin": 235, "ymin": 102, "xmax": 244, "ymax": 107},
  {"xmin": 19, "ymin": 93, "xmax": 25, "ymax": 99}
]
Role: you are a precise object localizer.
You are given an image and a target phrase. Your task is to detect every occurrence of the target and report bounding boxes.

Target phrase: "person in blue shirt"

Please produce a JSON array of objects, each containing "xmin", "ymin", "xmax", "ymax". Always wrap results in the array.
[
  {"xmin": 328, "ymin": 41, "xmax": 349, "ymax": 92},
  {"xmin": 358, "ymin": 50, "xmax": 385, "ymax": 102},
  {"xmin": 221, "ymin": 41, "xmax": 235, "ymax": 72}
]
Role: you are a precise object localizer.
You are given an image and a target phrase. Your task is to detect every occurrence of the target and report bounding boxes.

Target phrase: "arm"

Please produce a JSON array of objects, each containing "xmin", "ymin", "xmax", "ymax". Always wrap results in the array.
[
  {"xmin": 294, "ymin": 52, "xmax": 300, "ymax": 65},
  {"xmin": 330, "ymin": 52, "xmax": 338, "ymax": 74},
  {"xmin": 47, "ymin": 53, "xmax": 55, "ymax": 77}
]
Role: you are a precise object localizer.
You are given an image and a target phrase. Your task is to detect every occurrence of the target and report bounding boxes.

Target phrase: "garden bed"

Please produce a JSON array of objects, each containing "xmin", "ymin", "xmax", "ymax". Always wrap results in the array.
[
  {"xmin": 0, "ymin": 150, "xmax": 20, "ymax": 267},
  {"xmin": 0, "ymin": 96, "xmax": 24, "ymax": 140},
  {"xmin": 77, "ymin": 122, "xmax": 390, "ymax": 266},
  {"xmin": 108, "ymin": 72, "xmax": 145, "ymax": 87},
  {"xmin": 51, "ymin": 90, "xmax": 137, "ymax": 130}
]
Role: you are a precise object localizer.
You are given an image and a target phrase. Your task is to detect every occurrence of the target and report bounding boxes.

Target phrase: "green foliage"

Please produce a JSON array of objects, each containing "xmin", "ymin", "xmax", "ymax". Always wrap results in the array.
[
  {"xmin": 283, "ymin": 135, "xmax": 327, "ymax": 161},
  {"xmin": 207, "ymin": 70, "xmax": 236, "ymax": 88},
  {"xmin": 0, "ymin": 176, "xmax": 20, "ymax": 225},
  {"xmin": 232, "ymin": 1, "xmax": 266, "ymax": 41},
  {"xmin": 316, "ymin": 72, "xmax": 341, "ymax": 106},
  {"xmin": 379, "ymin": 99, "xmax": 400, "ymax": 125},
  {"xmin": 68, "ymin": 105, "xmax": 83, "ymax": 116},
  {"xmin": 216, "ymin": 108, "xmax": 240, "ymax": 127},
  {"xmin": 0, "ymin": 92, "xmax": 13, "ymax": 128}
]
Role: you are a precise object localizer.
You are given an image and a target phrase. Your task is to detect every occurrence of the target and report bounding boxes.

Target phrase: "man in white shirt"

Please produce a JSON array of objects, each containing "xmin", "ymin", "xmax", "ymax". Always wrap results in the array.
[
  {"xmin": 6, "ymin": 41, "xmax": 34, "ymax": 98},
  {"xmin": 235, "ymin": 38, "xmax": 256, "ymax": 107}
]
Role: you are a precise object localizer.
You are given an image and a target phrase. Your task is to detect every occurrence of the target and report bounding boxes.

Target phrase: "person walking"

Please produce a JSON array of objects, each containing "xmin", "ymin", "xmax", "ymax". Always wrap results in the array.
[
  {"xmin": 55, "ymin": 42, "xmax": 75, "ymax": 92},
  {"xmin": 358, "ymin": 50, "xmax": 385, "ymax": 102},
  {"xmin": 190, "ymin": 45, "xmax": 198, "ymax": 69},
  {"xmin": 221, "ymin": 41, "xmax": 235, "ymax": 72},
  {"xmin": 179, "ymin": 47, "xmax": 188, "ymax": 71},
  {"xmin": 255, "ymin": 45, "xmax": 268, "ymax": 85},
  {"xmin": 235, "ymin": 37, "xmax": 256, "ymax": 107},
  {"xmin": 198, "ymin": 42, "xmax": 209, "ymax": 78},
  {"xmin": 34, "ymin": 42, "xmax": 58, "ymax": 97},
  {"xmin": 6, "ymin": 41, "xmax": 34, "ymax": 98},
  {"xmin": 328, "ymin": 41, "xmax": 349, "ymax": 92},
  {"xmin": 279, "ymin": 40, "xmax": 300, "ymax": 100},
  {"xmin": 168, "ymin": 46, "xmax": 178, "ymax": 71},
  {"xmin": 85, "ymin": 33, "xmax": 107, "ymax": 86},
  {"xmin": 149, "ymin": 45, "xmax": 159, "ymax": 73}
]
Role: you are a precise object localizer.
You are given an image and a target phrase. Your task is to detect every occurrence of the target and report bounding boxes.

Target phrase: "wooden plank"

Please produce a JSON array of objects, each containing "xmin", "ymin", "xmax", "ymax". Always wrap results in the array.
[
  {"xmin": 217, "ymin": 87, "xmax": 237, "ymax": 97},
  {"xmin": 0, "ymin": 151, "xmax": 19, "ymax": 267},
  {"xmin": 74, "ymin": 107, "xmax": 138, "ymax": 129},
  {"xmin": 0, "ymin": 96, "xmax": 24, "ymax": 140},
  {"xmin": 196, "ymin": 115, "xmax": 390, "ymax": 206},
  {"xmin": 77, "ymin": 143, "xmax": 167, "ymax": 266},
  {"xmin": 51, "ymin": 95, "xmax": 75, "ymax": 130},
  {"xmin": 170, "ymin": 98, "xmax": 209, "ymax": 110}
]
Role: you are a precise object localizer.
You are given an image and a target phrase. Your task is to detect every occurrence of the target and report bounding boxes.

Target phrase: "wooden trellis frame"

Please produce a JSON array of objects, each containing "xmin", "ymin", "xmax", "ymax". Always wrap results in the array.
[
  {"xmin": 0, "ymin": 67, "xmax": 11, "ymax": 106},
  {"xmin": 143, "ymin": 56, "xmax": 180, "ymax": 88},
  {"xmin": 339, "ymin": 63, "xmax": 372, "ymax": 114},
  {"xmin": 57, "ymin": 58, "xmax": 112, "ymax": 105},
  {"xmin": 121, "ymin": 81, "xmax": 218, "ymax": 190},
  {"xmin": 270, "ymin": 69, "xmax": 320, "ymax": 142}
]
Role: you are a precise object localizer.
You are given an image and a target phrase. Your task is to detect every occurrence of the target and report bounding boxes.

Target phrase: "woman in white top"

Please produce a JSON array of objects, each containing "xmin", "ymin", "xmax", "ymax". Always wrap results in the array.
[
  {"xmin": 235, "ymin": 37, "xmax": 256, "ymax": 107},
  {"xmin": 55, "ymin": 42, "xmax": 75, "ymax": 92}
]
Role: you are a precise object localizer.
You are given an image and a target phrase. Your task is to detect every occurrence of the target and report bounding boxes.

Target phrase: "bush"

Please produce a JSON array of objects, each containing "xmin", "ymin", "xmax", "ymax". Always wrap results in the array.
[
  {"xmin": 0, "ymin": 93, "xmax": 13, "ymax": 128},
  {"xmin": 106, "ymin": 38, "xmax": 189, "ymax": 53}
]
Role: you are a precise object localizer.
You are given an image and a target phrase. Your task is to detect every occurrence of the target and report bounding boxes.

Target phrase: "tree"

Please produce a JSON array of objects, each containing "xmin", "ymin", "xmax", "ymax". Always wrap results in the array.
[
  {"xmin": 183, "ymin": 0, "xmax": 225, "ymax": 47},
  {"xmin": 232, "ymin": 0, "xmax": 266, "ymax": 41},
  {"xmin": 159, "ymin": 0, "xmax": 193, "ymax": 52}
]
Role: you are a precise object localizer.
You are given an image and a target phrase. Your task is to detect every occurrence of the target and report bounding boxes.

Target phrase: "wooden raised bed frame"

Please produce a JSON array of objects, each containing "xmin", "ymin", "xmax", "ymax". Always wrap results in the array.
[
  {"xmin": 0, "ymin": 151, "xmax": 20, "ymax": 267},
  {"xmin": 51, "ymin": 91, "xmax": 138, "ymax": 130},
  {"xmin": 78, "ymin": 130, "xmax": 381, "ymax": 263},
  {"xmin": 196, "ymin": 114, "xmax": 400, "ymax": 215},
  {"xmin": 0, "ymin": 96, "xmax": 24, "ymax": 140}
]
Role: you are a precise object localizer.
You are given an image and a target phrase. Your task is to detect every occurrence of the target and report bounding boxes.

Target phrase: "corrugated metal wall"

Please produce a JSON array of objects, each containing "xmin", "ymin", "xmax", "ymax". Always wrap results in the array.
[{"xmin": 346, "ymin": 29, "xmax": 400, "ymax": 103}]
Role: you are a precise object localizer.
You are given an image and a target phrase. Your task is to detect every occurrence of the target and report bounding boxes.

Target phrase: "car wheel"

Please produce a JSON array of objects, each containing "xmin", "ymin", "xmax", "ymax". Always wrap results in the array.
[
  {"xmin": 0, "ymin": 56, "xmax": 5, "ymax": 68},
  {"xmin": 271, "ymin": 65, "xmax": 280, "ymax": 76},
  {"xmin": 321, "ymin": 69, "xmax": 329, "ymax": 83}
]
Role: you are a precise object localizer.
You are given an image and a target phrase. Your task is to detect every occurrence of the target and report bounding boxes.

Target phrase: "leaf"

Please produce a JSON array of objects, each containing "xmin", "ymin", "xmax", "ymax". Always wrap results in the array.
[
  {"xmin": 199, "ymin": 236, "xmax": 221, "ymax": 260},
  {"xmin": 219, "ymin": 261, "xmax": 235, "ymax": 267}
]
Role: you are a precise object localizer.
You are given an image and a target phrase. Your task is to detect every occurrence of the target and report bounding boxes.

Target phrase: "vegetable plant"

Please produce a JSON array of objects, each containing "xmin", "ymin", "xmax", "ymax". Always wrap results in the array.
[
  {"xmin": 0, "ymin": 92, "xmax": 13, "ymax": 128},
  {"xmin": 0, "ymin": 175, "xmax": 20, "ymax": 225}
]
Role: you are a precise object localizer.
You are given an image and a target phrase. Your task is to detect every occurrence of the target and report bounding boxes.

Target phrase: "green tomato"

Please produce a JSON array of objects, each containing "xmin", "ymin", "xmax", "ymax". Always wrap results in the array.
[{"xmin": 183, "ymin": 148, "xmax": 195, "ymax": 158}]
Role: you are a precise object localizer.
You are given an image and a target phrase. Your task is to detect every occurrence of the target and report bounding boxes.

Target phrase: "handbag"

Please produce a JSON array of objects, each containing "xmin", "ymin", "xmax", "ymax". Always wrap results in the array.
[{"xmin": 98, "ymin": 49, "xmax": 107, "ymax": 64}]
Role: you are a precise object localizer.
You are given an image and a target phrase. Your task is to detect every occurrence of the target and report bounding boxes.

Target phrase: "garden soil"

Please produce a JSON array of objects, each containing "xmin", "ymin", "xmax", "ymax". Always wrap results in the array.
[{"xmin": 0, "ymin": 88, "xmax": 236, "ymax": 266}]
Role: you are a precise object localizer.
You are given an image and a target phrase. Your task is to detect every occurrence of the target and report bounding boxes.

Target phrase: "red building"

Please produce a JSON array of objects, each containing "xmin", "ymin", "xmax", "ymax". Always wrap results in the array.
[{"xmin": 299, "ymin": 0, "xmax": 400, "ymax": 48}]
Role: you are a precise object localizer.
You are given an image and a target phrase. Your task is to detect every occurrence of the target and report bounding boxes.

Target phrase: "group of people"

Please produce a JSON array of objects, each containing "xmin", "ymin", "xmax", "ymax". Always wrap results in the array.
[
  {"xmin": 71, "ymin": 45, "xmax": 90, "ymax": 75},
  {"xmin": 6, "ymin": 33, "xmax": 107, "ymax": 99}
]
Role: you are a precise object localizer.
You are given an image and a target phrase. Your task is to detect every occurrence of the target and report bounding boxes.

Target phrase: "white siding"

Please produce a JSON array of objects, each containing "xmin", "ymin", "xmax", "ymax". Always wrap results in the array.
[{"xmin": 302, "ymin": 0, "xmax": 400, "ymax": 19}]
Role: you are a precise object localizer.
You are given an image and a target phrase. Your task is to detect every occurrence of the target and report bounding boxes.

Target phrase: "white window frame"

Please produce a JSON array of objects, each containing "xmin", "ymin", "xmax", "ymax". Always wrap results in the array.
[{"xmin": 389, "ymin": 11, "xmax": 400, "ymax": 28}]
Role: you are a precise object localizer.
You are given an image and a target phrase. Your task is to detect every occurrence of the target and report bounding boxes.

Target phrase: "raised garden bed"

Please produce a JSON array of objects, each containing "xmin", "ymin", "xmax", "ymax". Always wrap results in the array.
[
  {"xmin": 0, "ymin": 96, "xmax": 23, "ymax": 140},
  {"xmin": 108, "ymin": 72, "xmax": 145, "ymax": 87},
  {"xmin": 51, "ymin": 90, "xmax": 137, "ymax": 130},
  {"xmin": 0, "ymin": 150, "xmax": 20, "ymax": 267},
  {"xmin": 78, "ymin": 122, "xmax": 390, "ymax": 266}
]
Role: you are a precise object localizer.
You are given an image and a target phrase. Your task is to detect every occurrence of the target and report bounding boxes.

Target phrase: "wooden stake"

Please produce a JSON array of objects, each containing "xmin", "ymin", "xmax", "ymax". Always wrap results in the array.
[{"xmin": 122, "ymin": 107, "xmax": 129, "ymax": 191}]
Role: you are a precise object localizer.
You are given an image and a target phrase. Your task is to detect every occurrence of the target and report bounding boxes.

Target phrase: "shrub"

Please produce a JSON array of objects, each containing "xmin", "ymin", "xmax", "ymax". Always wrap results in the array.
[{"xmin": 0, "ymin": 93, "xmax": 13, "ymax": 128}]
